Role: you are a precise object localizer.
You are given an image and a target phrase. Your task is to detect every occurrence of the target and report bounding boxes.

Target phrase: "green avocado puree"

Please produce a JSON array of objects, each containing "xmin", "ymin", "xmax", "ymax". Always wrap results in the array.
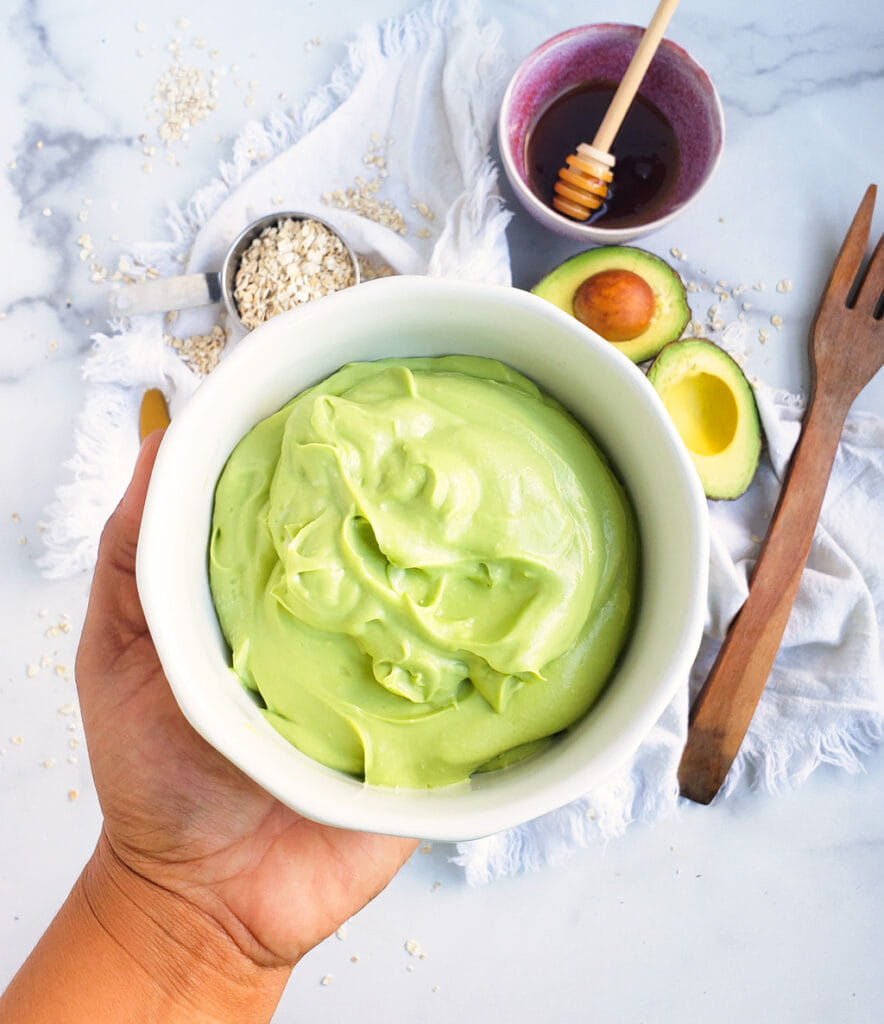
[{"xmin": 209, "ymin": 356, "xmax": 639, "ymax": 788}]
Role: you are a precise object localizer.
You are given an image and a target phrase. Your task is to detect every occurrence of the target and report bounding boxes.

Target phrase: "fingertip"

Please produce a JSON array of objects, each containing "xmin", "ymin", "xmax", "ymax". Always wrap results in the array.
[{"xmin": 138, "ymin": 427, "xmax": 165, "ymax": 473}]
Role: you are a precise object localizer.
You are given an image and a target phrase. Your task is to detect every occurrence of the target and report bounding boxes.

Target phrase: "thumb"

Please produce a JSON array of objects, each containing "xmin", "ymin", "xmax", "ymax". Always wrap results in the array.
[
  {"xmin": 75, "ymin": 429, "xmax": 166, "ymax": 719},
  {"xmin": 82, "ymin": 430, "xmax": 164, "ymax": 640},
  {"xmin": 102, "ymin": 430, "xmax": 165, "ymax": 577}
]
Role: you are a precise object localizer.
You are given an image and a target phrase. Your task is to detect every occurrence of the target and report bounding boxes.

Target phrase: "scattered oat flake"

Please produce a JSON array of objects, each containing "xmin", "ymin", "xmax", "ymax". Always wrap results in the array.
[
  {"xmin": 151, "ymin": 43, "xmax": 221, "ymax": 147},
  {"xmin": 41, "ymin": 759, "xmax": 55, "ymax": 769},
  {"xmin": 770, "ymin": 315, "xmax": 783, "ymax": 329},
  {"xmin": 358, "ymin": 257, "xmax": 395, "ymax": 282},
  {"xmin": 670, "ymin": 247, "xmax": 685, "ymax": 260},
  {"xmin": 404, "ymin": 938, "xmax": 427, "ymax": 959},
  {"xmin": 759, "ymin": 329, "xmax": 770, "ymax": 345},
  {"xmin": 320, "ymin": 975, "xmax": 332, "ymax": 986},
  {"xmin": 68, "ymin": 789, "xmax": 79, "ymax": 801},
  {"xmin": 412, "ymin": 201, "xmax": 435, "ymax": 220},
  {"xmin": 42, "ymin": 207, "xmax": 51, "ymax": 216},
  {"xmin": 322, "ymin": 138, "xmax": 406, "ymax": 233},
  {"xmin": 167, "ymin": 323, "xmax": 228, "ymax": 376},
  {"xmin": 11, "ymin": 736, "xmax": 23, "ymax": 745},
  {"xmin": 26, "ymin": 664, "xmax": 39, "ymax": 678},
  {"xmin": 776, "ymin": 279, "xmax": 792, "ymax": 292},
  {"xmin": 335, "ymin": 924, "xmax": 348, "ymax": 940},
  {"xmin": 45, "ymin": 617, "xmax": 73, "ymax": 637}
]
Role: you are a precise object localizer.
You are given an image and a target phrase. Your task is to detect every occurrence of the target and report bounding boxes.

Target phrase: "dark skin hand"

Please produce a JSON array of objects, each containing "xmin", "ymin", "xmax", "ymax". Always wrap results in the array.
[{"xmin": 75, "ymin": 429, "xmax": 418, "ymax": 969}]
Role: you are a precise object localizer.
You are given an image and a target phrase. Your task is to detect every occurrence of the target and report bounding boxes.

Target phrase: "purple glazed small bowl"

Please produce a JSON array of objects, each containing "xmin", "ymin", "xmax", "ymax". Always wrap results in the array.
[{"xmin": 498, "ymin": 24, "xmax": 725, "ymax": 244}]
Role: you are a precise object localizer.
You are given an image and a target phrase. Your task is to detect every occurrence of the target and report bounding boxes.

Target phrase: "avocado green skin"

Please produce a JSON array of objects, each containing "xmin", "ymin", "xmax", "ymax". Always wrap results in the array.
[
  {"xmin": 648, "ymin": 338, "xmax": 762, "ymax": 500},
  {"xmin": 531, "ymin": 246, "xmax": 691, "ymax": 363}
]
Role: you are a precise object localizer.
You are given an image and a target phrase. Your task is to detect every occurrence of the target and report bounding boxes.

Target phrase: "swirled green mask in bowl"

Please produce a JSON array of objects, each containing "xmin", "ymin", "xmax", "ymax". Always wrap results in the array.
[{"xmin": 208, "ymin": 354, "xmax": 639, "ymax": 788}]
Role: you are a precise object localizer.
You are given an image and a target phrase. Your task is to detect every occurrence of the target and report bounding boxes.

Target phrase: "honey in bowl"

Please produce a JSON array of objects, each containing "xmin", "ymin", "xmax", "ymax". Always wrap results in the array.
[{"xmin": 525, "ymin": 80, "xmax": 681, "ymax": 228}]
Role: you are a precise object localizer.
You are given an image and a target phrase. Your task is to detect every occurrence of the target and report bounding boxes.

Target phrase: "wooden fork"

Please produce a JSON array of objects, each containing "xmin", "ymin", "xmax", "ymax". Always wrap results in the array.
[{"xmin": 678, "ymin": 184, "xmax": 884, "ymax": 805}]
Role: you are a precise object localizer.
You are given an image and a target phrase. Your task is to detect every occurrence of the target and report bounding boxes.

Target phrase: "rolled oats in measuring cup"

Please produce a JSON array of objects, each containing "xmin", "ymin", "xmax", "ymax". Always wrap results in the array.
[
  {"xmin": 232, "ymin": 216, "xmax": 357, "ymax": 329},
  {"xmin": 108, "ymin": 211, "xmax": 360, "ymax": 331}
]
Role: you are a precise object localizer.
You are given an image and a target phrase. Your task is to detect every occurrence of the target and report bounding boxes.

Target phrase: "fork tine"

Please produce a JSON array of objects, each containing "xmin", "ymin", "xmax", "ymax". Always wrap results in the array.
[
  {"xmin": 853, "ymin": 230, "xmax": 884, "ymax": 317},
  {"xmin": 820, "ymin": 184, "xmax": 877, "ymax": 307}
]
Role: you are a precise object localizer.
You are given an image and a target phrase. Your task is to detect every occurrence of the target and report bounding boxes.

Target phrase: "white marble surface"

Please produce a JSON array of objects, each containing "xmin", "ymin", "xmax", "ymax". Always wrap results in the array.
[{"xmin": 2, "ymin": 0, "xmax": 883, "ymax": 1020}]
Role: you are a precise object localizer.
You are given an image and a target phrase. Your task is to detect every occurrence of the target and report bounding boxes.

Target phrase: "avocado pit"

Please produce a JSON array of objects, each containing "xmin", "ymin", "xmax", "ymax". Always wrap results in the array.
[
  {"xmin": 573, "ymin": 269, "xmax": 656, "ymax": 342},
  {"xmin": 531, "ymin": 246, "xmax": 691, "ymax": 363}
]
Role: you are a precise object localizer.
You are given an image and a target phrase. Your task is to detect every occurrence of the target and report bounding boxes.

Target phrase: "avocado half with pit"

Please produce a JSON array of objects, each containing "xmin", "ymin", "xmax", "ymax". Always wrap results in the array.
[
  {"xmin": 648, "ymin": 338, "xmax": 762, "ymax": 500},
  {"xmin": 532, "ymin": 246, "xmax": 691, "ymax": 363}
]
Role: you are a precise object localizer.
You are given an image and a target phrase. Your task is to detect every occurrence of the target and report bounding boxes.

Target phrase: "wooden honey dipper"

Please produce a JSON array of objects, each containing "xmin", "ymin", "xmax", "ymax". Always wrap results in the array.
[{"xmin": 554, "ymin": 0, "xmax": 680, "ymax": 222}]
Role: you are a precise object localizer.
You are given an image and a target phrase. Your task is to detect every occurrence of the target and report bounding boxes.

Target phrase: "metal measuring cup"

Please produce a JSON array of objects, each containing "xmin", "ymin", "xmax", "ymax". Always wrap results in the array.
[{"xmin": 107, "ymin": 211, "xmax": 361, "ymax": 330}]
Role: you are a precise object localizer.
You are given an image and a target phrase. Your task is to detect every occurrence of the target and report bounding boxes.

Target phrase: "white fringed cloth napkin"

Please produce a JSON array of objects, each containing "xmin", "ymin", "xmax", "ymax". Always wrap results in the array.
[{"xmin": 40, "ymin": 0, "xmax": 884, "ymax": 886}]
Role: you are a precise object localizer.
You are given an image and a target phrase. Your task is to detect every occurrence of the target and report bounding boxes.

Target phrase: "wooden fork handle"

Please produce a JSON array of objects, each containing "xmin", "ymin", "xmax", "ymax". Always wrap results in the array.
[{"xmin": 677, "ymin": 394, "xmax": 849, "ymax": 804}]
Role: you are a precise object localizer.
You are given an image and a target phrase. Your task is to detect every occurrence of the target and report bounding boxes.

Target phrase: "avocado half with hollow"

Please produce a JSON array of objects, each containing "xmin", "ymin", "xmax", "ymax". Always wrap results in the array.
[
  {"xmin": 648, "ymin": 338, "xmax": 762, "ymax": 500},
  {"xmin": 532, "ymin": 246, "xmax": 691, "ymax": 363}
]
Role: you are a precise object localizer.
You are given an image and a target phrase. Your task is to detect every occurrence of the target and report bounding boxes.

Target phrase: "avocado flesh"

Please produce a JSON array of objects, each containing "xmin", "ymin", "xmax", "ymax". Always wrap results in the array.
[
  {"xmin": 648, "ymin": 338, "xmax": 762, "ymax": 500},
  {"xmin": 532, "ymin": 246, "xmax": 690, "ymax": 363}
]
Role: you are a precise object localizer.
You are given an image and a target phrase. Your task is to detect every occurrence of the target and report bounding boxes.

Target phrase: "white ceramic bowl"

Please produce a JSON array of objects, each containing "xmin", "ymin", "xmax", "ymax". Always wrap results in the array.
[
  {"xmin": 136, "ymin": 276, "xmax": 708, "ymax": 841},
  {"xmin": 498, "ymin": 23, "xmax": 725, "ymax": 244}
]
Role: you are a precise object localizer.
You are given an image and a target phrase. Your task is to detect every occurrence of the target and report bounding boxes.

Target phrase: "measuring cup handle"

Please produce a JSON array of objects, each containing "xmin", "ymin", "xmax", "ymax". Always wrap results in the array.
[{"xmin": 108, "ymin": 272, "xmax": 223, "ymax": 318}]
